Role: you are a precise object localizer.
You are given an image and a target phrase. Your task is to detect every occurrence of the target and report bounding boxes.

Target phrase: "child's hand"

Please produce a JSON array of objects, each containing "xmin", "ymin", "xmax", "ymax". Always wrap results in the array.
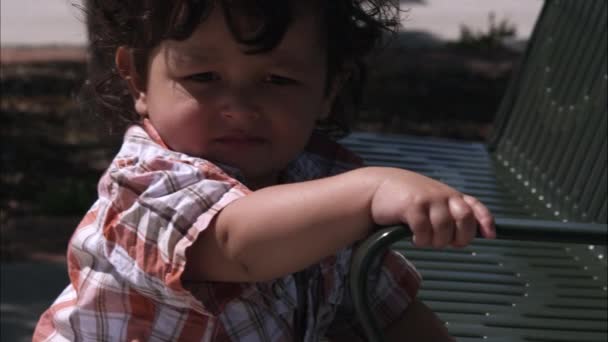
[{"xmin": 369, "ymin": 168, "xmax": 495, "ymax": 248}]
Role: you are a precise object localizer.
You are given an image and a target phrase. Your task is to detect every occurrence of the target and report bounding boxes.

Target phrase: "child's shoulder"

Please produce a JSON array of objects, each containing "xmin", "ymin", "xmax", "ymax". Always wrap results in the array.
[
  {"xmin": 284, "ymin": 133, "xmax": 363, "ymax": 182},
  {"xmin": 103, "ymin": 125, "xmax": 246, "ymax": 194},
  {"xmin": 115, "ymin": 125, "xmax": 202, "ymax": 166},
  {"xmin": 113, "ymin": 125, "xmax": 233, "ymax": 174}
]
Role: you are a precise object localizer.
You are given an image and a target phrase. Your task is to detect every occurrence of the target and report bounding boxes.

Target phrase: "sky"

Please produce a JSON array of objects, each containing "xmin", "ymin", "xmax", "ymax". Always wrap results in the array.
[
  {"xmin": 0, "ymin": 0, "xmax": 543, "ymax": 46},
  {"xmin": 401, "ymin": 0, "xmax": 544, "ymax": 40},
  {"xmin": 1, "ymin": 0, "xmax": 86, "ymax": 46}
]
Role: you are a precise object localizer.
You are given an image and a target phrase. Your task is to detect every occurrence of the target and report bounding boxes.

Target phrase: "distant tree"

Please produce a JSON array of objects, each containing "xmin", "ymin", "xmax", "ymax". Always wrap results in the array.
[{"xmin": 457, "ymin": 12, "xmax": 517, "ymax": 51}]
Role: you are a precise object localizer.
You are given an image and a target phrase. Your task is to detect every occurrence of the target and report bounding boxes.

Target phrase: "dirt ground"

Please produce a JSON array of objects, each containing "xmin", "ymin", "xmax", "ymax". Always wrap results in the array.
[{"xmin": 1, "ymin": 46, "xmax": 87, "ymax": 64}]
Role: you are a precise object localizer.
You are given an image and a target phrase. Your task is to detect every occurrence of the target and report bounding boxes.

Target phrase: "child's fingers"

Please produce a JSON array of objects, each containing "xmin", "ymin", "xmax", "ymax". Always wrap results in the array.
[
  {"xmin": 405, "ymin": 208, "xmax": 433, "ymax": 247},
  {"xmin": 462, "ymin": 195, "xmax": 496, "ymax": 239},
  {"xmin": 448, "ymin": 196, "xmax": 476, "ymax": 247},
  {"xmin": 429, "ymin": 203, "xmax": 454, "ymax": 248}
]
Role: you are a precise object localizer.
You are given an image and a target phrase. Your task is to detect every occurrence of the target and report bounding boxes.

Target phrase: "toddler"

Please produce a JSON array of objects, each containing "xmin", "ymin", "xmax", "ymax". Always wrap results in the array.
[{"xmin": 35, "ymin": 0, "xmax": 495, "ymax": 341}]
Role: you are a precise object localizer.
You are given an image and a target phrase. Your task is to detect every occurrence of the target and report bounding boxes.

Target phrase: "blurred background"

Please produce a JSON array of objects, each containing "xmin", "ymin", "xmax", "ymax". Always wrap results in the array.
[{"xmin": 0, "ymin": 0, "xmax": 543, "ymax": 340}]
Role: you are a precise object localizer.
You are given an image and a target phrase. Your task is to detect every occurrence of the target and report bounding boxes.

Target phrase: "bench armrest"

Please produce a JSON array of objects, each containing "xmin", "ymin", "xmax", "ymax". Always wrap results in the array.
[
  {"xmin": 349, "ymin": 220, "xmax": 607, "ymax": 342},
  {"xmin": 492, "ymin": 218, "xmax": 607, "ymax": 245}
]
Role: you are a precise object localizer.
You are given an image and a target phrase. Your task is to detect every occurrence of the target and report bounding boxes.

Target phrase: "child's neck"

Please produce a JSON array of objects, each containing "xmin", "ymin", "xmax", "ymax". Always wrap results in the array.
[{"xmin": 246, "ymin": 172, "xmax": 280, "ymax": 190}]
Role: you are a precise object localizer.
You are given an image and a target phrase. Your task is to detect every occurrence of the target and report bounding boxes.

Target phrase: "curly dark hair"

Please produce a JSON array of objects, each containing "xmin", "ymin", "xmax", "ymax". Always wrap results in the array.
[{"xmin": 83, "ymin": 0, "xmax": 400, "ymax": 138}]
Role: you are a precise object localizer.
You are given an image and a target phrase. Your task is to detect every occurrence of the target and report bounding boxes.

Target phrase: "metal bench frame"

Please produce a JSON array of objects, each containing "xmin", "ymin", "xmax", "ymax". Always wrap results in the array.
[{"xmin": 343, "ymin": 1, "xmax": 608, "ymax": 341}]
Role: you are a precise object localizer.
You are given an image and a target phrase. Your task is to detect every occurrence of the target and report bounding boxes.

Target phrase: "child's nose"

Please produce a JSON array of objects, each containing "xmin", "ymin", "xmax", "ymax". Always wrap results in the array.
[{"xmin": 219, "ymin": 87, "xmax": 261, "ymax": 121}]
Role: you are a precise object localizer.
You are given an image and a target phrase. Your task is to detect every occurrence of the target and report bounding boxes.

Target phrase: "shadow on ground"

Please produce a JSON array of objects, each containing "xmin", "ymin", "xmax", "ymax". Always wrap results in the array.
[{"xmin": 1, "ymin": 261, "xmax": 69, "ymax": 341}]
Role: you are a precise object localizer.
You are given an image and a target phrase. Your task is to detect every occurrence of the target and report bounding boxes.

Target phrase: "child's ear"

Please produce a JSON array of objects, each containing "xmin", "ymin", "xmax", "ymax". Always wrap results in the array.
[{"xmin": 115, "ymin": 46, "xmax": 148, "ymax": 116}]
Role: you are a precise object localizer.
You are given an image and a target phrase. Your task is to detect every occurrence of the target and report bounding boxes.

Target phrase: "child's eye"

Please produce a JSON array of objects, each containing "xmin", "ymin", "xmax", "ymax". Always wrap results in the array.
[
  {"xmin": 265, "ymin": 74, "xmax": 297, "ymax": 86},
  {"xmin": 188, "ymin": 72, "xmax": 220, "ymax": 83}
]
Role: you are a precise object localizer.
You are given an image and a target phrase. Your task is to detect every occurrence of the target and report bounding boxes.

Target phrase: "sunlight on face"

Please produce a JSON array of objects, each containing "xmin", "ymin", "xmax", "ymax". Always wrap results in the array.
[{"xmin": 137, "ymin": 3, "xmax": 337, "ymax": 188}]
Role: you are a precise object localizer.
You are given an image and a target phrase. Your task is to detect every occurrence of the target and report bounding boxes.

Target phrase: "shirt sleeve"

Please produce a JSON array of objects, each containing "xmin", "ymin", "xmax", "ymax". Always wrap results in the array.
[
  {"xmin": 326, "ymin": 248, "xmax": 422, "ymax": 339},
  {"xmin": 75, "ymin": 154, "xmax": 251, "ymax": 315}
]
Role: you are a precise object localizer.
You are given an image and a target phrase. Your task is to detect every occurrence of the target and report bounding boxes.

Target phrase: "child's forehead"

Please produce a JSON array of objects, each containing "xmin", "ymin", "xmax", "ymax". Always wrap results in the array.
[{"xmin": 161, "ymin": 3, "xmax": 326, "ymax": 66}]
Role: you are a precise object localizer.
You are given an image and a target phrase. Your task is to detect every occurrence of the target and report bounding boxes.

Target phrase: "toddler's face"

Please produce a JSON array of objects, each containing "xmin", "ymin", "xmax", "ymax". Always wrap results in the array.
[{"xmin": 132, "ymin": 4, "xmax": 336, "ymax": 188}]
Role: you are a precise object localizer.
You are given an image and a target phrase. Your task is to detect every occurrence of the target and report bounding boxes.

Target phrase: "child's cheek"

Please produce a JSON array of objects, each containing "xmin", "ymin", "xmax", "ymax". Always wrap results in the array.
[
  {"xmin": 255, "ymin": 88, "xmax": 307, "ymax": 114},
  {"xmin": 162, "ymin": 92, "xmax": 201, "ymax": 119},
  {"xmin": 170, "ymin": 87, "xmax": 220, "ymax": 118},
  {"xmin": 158, "ymin": 101, "xmax": 215, "ymax": 157}
]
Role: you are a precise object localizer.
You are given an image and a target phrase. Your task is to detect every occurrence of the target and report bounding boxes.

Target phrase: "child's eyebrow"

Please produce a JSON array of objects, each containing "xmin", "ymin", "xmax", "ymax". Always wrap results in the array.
[
  {"xmin": 168, "ymin": 45, "xmax": 320, "ymax": 71},
  {"xmin": 167, "ymin": 48, "xmax": 218, "ymax": 66}
]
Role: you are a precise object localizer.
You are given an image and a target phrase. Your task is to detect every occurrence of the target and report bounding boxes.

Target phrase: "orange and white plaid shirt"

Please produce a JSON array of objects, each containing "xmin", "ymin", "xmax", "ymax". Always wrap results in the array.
[{"xmin": 34, "ymin": 123, "xmax": 421, "ymax": 341}]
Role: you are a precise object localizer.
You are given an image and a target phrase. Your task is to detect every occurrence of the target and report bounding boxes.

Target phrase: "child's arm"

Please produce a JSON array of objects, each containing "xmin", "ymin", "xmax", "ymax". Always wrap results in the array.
[{"xmin": 183, "ymin": 166, "xmax": 495, "ymax": 282}]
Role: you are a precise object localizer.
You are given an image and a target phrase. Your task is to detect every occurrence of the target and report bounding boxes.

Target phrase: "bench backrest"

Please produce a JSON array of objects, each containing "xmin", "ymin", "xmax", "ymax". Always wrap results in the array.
[{"xmin": 489, "ymin": 0, "xmax": 607, "ymax": 224}]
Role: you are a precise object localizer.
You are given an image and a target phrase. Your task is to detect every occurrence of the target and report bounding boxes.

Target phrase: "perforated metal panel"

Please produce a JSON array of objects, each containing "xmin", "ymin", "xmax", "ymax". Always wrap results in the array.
[
  {"xmin": 342, "ymin": 132, "xmax": 608, "ymax": 341},
  {"xmin": 396, "ymin": 239, "xmax": 607, "ymax": 342},
  {"xmin": 341, "ymin": 133, "xmax": 527, "ymax": 218},
  {"xmin": 491, "ymin": 0, "xmax": 607, "ymax": 224},
  {"xmin": 344, "ymin": 1, "xmax": 607, "ymax": 339}
]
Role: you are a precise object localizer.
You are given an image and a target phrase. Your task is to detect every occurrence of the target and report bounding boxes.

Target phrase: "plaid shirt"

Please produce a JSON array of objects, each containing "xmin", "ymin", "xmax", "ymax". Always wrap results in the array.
[{"xmin": 34, "ymin": 124, "xmax": 421, "ymax": 342}]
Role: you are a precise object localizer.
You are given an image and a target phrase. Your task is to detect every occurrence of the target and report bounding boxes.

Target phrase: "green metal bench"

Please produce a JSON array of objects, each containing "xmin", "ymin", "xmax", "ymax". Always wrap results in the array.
[{"xmin": 342, "ymin": 1, "xmax": 608, "ymax": 341}]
